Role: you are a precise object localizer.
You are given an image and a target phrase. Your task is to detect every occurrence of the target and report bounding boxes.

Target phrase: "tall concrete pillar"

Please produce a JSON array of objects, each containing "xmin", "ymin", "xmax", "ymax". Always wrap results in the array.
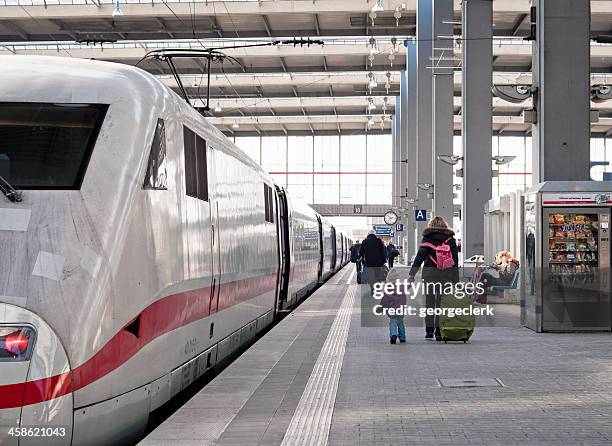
[
  {"xmin": 399, "ymin": 71, "xmax": 414, "ymax": 253},
  {"xmin": 399, "ymin": 70, "xmax": 408, "ymax": 213},
  {"xmin": 405, "ymin": 40, "xmax": 419, "ymax": 253},
  {"xmin": 397, "ymin": 70, "xmax": 408, "ymax": 254},
  {"xmin": 461, "ymin": 0, "xmax": 492, "ymax": 259},
  {"xmin": 532, "ymin": 0, "xmax": 591, "ymax": 182},
  {"xmin": 432, "ymin": 0, "xmax": 454, "ymax": 225},
  {"xmin": 416, "ymin": 0, "xmax": 434, "ymax": 235},
  {"xmin": 392, "ymin": 105, "xmax": 400, "ymax": 207}
]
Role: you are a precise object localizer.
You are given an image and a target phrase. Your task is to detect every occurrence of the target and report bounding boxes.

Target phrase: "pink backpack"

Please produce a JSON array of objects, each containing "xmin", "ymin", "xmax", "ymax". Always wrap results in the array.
[{"xmin": 421, "ymin": 237, "xmax": 455, "ymax": 270}]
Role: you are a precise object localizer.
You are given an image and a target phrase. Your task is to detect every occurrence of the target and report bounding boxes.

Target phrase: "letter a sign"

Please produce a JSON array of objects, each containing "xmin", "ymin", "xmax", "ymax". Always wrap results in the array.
[{"xmin": 415, "ymin": 209, "xmax": 428, "ymax": 222}]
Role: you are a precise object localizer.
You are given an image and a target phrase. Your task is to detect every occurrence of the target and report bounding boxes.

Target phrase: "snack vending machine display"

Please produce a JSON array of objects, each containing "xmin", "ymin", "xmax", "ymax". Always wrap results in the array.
[
  {"xmin": 547, "ymin": 212, "xmax": 600, "ymax": 293},
  {"xmin": 522, "ymin": 182, "xmax": 611, "ymax": 332}
]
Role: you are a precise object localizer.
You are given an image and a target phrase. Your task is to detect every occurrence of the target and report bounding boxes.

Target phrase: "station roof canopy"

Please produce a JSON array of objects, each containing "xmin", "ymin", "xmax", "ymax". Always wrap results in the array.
[{"xmin": 1, "ymin": 0, "xmax": 612, "ymax": 136}]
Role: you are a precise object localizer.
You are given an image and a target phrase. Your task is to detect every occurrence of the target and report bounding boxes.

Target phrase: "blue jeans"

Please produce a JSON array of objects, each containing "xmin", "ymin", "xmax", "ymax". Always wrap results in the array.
[{"xmin": 389, "ymin": 317, "xmax": 406, "ymax": 341}]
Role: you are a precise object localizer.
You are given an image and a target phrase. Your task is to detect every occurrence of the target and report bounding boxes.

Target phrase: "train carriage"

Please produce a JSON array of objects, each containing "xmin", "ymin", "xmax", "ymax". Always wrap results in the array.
[{"xmin": 0, "ymin": 56, "xmax": 347, "ymax": 446}]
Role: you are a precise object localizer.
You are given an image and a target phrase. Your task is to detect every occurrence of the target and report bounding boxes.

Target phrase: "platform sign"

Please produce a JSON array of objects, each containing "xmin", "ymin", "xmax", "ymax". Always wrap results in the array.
[
  {"xmin": 415, "ymin": 210, "xmax": 428, "ymax": 222},
  {"xmin": 373, "ymin": 225, "xmax": 392, "ymax": 236},
  {"xmin": 353, "ymin": 204, "xmax": 363, "ymax": 214},
  {"xmin": 396, "ymin": 223, "xmax": 404, "ymax": 232}
]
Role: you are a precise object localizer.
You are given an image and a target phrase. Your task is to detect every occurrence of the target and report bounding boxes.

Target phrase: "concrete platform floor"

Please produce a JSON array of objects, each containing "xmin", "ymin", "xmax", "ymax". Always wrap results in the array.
[{"xmin": 142, "ymin": 266, "xmax": 612, "ymax": 446}]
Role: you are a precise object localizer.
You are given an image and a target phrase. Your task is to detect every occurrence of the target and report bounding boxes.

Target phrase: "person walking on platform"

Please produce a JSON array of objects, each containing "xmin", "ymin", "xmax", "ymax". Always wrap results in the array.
[
  {"xmin": 381, "ymin": 268, "xmax": 407, "ymax": 344},
  {"xmin": 359, "ymin": 230, "xmax": 388, "ymax": 294},
  {"xmin": 386, "ymin": 241, "xmax": 400, "ymax": 268},
  {"xmin": 349, "ymin": 240, "xmax": 363, "ymax": 283},
  {"xmin": 409, "ymin": 217, "xmax": 459, "ymax": 341}
]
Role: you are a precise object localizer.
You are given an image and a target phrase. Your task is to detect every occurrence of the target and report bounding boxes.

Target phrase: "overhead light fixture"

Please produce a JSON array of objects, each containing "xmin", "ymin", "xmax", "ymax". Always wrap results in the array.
[
  {"xmin": 492, "ymin": 155, "xmax": 516, "ymax": 165},
  {"xmin": 214, "ymin": 100, "xmax": 222, "ymax": 113},
  {"xmin": 394, "ymin": 7, "xmax": 402, "ymax": 27},
  {"xmin": 232, "ymin": 121, "xmax": 239, "ymax": 129},
  {"xmin": 367, "ymin": 115, "xmax": 375, "ymax": 126},
  {"xmin": 388, "ymin": 52, "xmax": 395, "ymax": 67},
  {"xmin": 369, "ymin": 37, "xmax": 380, "ymax": 56},
  {"xmin": 371, "ymin": 0, "xmax": 384, "ymax": 13},
  {"xmin": 368, "ymin": 54, "xmax": 375, "ymax": 67},
  {"xmin": 368, "ymin": 97, "xmax": 377, "ymax": 110},
  {"xmin": 112, "ymin": 0, "xmax": 123, "ymax": 17},
  {"xmin": 417, "ymin": 183, "xmax": 434, "ymax": 191},
  {"xmin": 192, "ymin": 80, "xmax": 199, "ymax": 88},
  {"xmin": 369, "ymin": 11, "xmax": 377, "ymax": 27},
  {"xmin": 368, "ymin": 72, "xmax": 378, "ymax": 89},
  {"xmin": 437, "ymin": 154, "xmax": 463, "ymax": 165}
]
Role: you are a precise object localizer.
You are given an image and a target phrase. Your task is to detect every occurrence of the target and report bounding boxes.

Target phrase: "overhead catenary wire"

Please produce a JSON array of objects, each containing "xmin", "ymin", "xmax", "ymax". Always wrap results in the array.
[{"xmin": 140, "ymin": 37, "xmax": 399, "ymax": 115}]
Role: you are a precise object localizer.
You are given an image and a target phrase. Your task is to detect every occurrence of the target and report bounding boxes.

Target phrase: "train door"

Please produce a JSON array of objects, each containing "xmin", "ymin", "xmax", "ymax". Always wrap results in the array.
[
  {"xmin": 208, "ymin": 145, "xmax": 221, "ymax": 316},
  {"xmin": 182, "ymin": 126, "xmax": 217, "ymax": 319},
  {"xmin": 275, "ymin": 186, "xmax": 291, "ymax": 312},
  {"xmin": 316, "ymin": 216, "xmax": 323, "ymax": 281},
  {"xmin": 330, "ymin": 226, "xmax": 337, "ymax": 270}
]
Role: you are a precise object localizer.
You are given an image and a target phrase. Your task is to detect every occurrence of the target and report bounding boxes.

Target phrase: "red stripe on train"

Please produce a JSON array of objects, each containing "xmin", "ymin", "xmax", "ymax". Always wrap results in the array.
[{"xmin": 0, "ymin": 272, "xmax": 277, "ymax": 409}]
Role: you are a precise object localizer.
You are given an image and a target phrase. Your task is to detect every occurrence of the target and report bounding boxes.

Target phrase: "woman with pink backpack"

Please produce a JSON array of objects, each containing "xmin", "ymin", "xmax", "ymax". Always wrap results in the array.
[{"xmin": 409, "ymin": 216, "xmax": 460, "ymax": 341}]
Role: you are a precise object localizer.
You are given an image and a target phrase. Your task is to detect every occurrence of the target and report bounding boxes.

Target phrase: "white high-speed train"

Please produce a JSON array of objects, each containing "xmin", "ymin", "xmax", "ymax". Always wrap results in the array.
[{"xmin": 0, "ymin": 56, "xmax": 352, "ymax": 445}]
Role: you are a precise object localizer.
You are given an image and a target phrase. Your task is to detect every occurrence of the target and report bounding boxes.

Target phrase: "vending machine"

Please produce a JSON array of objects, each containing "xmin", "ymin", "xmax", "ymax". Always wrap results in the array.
[{"xmin": 521, "ymin": 182, "xmax": 611, "ymax": 332}]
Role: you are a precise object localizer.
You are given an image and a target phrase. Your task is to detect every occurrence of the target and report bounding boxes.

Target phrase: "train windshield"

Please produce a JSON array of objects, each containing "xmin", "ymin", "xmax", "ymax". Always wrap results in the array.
[{"xmin": 0, "ymin": 102, "xmax": 107, "ymax": 189}]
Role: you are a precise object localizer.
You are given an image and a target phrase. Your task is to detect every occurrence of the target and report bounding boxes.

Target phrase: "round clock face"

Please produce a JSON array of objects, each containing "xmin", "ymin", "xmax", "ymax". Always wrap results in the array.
[{"xmin": 384, "ymin": 211, "xmax": 398, "ymax": 226}]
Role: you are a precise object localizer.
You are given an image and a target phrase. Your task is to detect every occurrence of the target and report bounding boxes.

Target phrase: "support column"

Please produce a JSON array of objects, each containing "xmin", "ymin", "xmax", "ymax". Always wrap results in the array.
[
  {"xmin": 416, "ymin": 0, "xmax": 434, "ymax": 234},
  {"xmin": 399, "ymin": 71, "xmax": 408, "ymax": 213},
  {"xmin": 532, "ymin": 0, "xmax": 590, "ymax": 182},
  {"xmin": 432, "ymin": 0, "xmax": 454, "ymax": 225},
  {"xmin": 406, "ymin": 40, "xmax": 419, "ymax": 253},
  {"xmin": 461, "ymin": 0, "xmax": 492, "ymax": 259},
  {"xmin": 398, "ymin": 70, "xmax": 408, "ymax": 256},
  {"xmin": 392, "ymin": 104, "xmax": 400, "ymax": 208}
]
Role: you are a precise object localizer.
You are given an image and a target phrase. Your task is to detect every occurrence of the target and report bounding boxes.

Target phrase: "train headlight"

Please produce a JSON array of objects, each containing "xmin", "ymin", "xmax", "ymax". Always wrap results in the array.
[{"xmin": 0, "ymin": 326, "xmax": 35, "ymax": 361}]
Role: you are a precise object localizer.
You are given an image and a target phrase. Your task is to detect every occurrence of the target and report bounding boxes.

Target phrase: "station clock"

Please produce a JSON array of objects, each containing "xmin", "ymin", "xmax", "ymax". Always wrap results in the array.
[{"xmin": 383, "ymin": 211, "xmax": 398, "ymax": 226}]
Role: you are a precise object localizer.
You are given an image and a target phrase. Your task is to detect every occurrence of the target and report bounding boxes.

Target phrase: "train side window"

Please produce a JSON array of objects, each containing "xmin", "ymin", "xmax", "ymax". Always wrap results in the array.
[
  {"xmin": 143, "ymin": 119, "xmax": 168, "ymax": 190},
  {"xmin": 183, "ymin": 126, "xmax": 209, "ymax": 201},
  {"xmin": 196, "ymin": 135, "xmax": 208, "ymax": 201},
  {"xmin": 264, "ymin": 183, "xmax": 274, "ymax": 223}
]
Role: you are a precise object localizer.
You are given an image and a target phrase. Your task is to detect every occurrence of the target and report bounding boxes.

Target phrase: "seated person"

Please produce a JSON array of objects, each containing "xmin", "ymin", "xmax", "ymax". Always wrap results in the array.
[
  {"xmin": 480, "ymin": 251, "xmax": 519, "ymax": 287},
  {"xmin": 475, "ymin": 251, "xmax": 519, "ymax": 304}
]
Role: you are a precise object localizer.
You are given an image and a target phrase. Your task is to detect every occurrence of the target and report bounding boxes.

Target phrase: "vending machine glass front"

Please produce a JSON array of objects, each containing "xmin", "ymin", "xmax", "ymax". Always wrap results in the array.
[{"xmin": 543, "ymin": 209, "xmax": 610, "ymax": 330}]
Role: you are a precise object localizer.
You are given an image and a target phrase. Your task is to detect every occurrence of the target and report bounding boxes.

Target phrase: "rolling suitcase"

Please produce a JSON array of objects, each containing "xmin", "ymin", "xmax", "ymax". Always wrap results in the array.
[
  {"xmin": 356, "ymin": 262, "xmax": 363, "ymax": 284},
  {"xmin": 439, "ymin": 293, "xmax": 475, "ymax": 343}
]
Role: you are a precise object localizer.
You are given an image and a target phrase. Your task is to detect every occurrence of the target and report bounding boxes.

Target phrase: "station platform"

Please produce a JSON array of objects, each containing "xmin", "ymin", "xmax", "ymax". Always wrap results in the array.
[{"xmin": 142, "ymin": 266, "xmax": 612, "ymax": 446}]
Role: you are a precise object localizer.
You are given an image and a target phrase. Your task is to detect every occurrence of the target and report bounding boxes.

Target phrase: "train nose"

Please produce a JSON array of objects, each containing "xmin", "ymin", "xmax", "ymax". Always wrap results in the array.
[{"xmin": 0, "ymin": 303, "xmax": 73, "ymax": 446}]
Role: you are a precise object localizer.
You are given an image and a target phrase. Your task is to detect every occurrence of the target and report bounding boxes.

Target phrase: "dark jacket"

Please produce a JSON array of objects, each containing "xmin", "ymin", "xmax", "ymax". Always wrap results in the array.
[
  {"xmin": 349, "ymin": 243, "xmax": 361, "ymax": 263},
  {"xmin": 359, "ymin": 234, "xmax": 387, "ymax": 267},
  {"xmin": 409, "ymin": 227, "xmax": 459, "ymax": 282},
  {"xmin": 386, "ymin": 243, "xmax": 399, "ymax": 259}
]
